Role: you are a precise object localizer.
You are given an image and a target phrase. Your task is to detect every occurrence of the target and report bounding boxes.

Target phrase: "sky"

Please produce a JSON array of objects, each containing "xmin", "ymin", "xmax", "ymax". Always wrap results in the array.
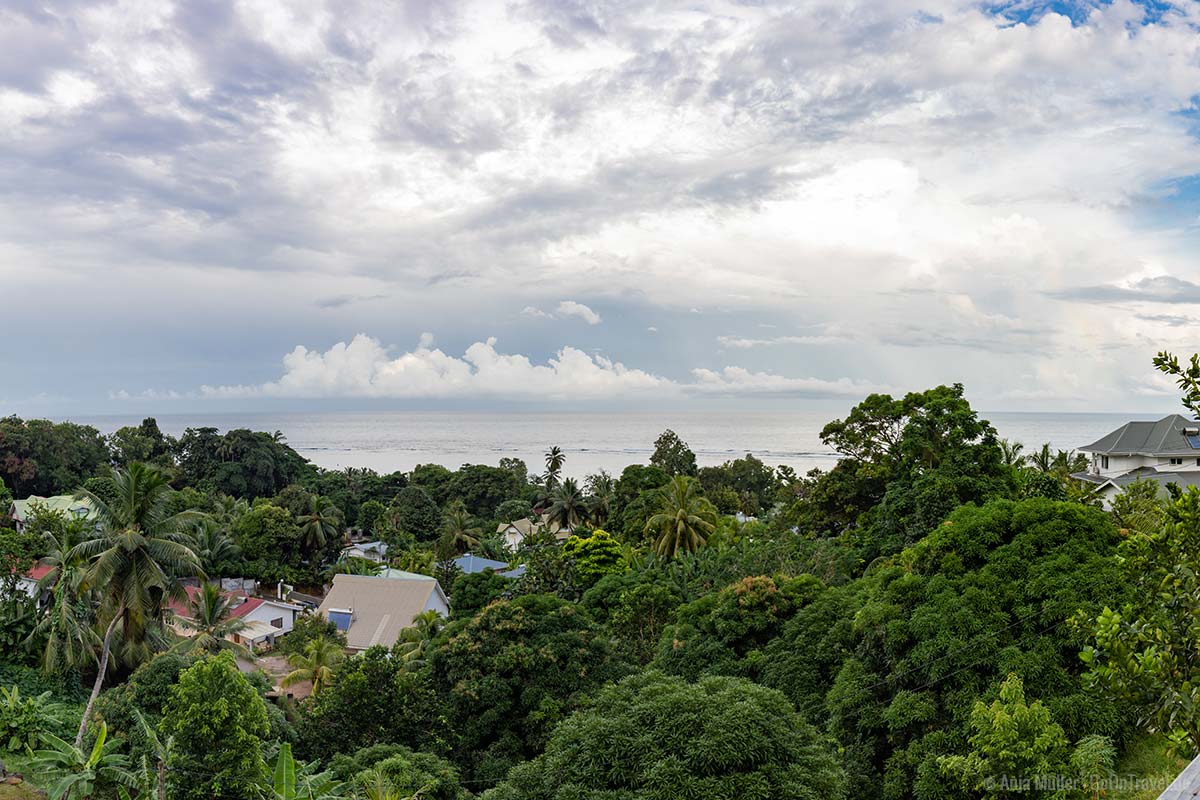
[{"xmin": 4, "ymin": 0, "xmax": 1200, "ymax": 416}]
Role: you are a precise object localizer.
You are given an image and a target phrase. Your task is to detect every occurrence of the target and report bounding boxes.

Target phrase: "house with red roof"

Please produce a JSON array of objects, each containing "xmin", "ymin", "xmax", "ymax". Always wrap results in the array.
[{"xmin": 169, "ymin": 585, "xmax": 303, "ymax": 652}]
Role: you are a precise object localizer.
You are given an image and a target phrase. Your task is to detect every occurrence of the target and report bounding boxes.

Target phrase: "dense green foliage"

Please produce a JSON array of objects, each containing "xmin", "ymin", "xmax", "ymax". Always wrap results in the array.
[
  {"xmin": 427, "ymin": 595, "xmax": 631, "ymax": 782},
  {"xmin": 160, "ymin": 653, "xmax": 270, "ymax": 800},
  {"xmin": 482, "ymin": 670, "xmax": 846, "ymax": 800},
  {"xmin": 3, "ymin": 381, "xmax": 1196, "ymax": 800}
]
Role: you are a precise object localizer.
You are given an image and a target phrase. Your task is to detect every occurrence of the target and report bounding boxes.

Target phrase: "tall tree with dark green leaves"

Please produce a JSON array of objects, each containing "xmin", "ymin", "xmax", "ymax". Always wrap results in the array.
[
  {"xmin": 481, "ymin": 670, "xmax": 846, "ymax": 800},
  {"xmin": 161, "ymin": 652, "xmax": 270, "ymax": 800},
  {"xmin": 649, "ymin": 429, "xmax": 698, "ymax": 477},
  {"xmin": 71, "ymin": 463, "xmax": 202, "ymax": 747},
  {"xmin": 427, "ymin": 594, "xmax": 630, "ymax": 782}
]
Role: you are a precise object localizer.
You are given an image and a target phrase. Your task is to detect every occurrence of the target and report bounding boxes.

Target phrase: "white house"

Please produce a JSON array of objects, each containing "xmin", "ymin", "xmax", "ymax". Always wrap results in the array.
[
  {"xmin": 496, "ymin": 516, "xmax": 572, "ymax": 551},
  {"xmin": 169, "ymin": 586, "xmax": 303, "ymax": 652},
  {"xmin": 1075, "ymin": 414, "xmax": 1200, "ymax": 507},
  {"xmin": 341, "ymin": 540, "xmax": 389, "ymax": 563}
]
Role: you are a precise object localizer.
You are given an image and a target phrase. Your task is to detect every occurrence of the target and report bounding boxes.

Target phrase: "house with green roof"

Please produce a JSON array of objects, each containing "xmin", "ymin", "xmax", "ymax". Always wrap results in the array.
[{"xmin": 10, "ymin": 495, "xmax": 98, "ymax": 532}]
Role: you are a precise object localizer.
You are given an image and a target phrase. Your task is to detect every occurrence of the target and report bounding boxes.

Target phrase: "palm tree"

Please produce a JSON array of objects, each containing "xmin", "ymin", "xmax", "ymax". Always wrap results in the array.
[
  {"xmin": 170, "ymin": 582, "xmax": 251, "ymax": 659},
  {"xmin": 644, "ymin": 476, "xmax": 718, "ymax": 558},
  {"xmin": 1027, "ymin": 443, "xmax": 1054, "ymax": 473},
  {"xmin": 544, "ymin": 446, "xmax": 566, "ymax": 488},
  {"xmin": 70, "ymin": 463, "xmax": 203, "ymax": 747},
  {"xmin": 299, "ymin": 497, "xmax": 341, "ymax": 552},
  {"xmin": 393, "ymin": 609, "xmax": 445, "ymax": 672},
  {"xmin": 186, "ymin": 518, "xmax": 240, "ymax": 579},
  {"xmin": 211, "ymin": 494, "xmax": 249, "ymax": 528},
  {"xmin": 281, "ymin": 636, "xmax": 344, "ymax": 696},
  {"xmin": 585, "ymin": 470, "xmax": 615, "ymax": 526},
  {"xmin": 437, "ymin": 502, "xmax": 480, "ymax": 557},
  {"xmin": 28, "ymin": 514, "xmax": 101, "ymax": 676},
  {"xmin": 546, "ymin": 477, "xmax": 588, "ymax": 530},
  {"xmin": 998, "ymin": 439, "xmax": 1025, "ymax": 469}
]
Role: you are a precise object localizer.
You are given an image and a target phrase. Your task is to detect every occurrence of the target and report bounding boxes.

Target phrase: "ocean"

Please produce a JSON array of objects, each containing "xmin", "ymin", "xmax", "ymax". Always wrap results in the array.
[{"xmin": 67, "ymin": 409, "xmax": 1173, "ymax": 479}]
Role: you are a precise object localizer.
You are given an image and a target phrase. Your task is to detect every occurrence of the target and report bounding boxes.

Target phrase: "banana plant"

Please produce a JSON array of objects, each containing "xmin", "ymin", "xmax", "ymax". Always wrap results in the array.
[
  {"xmin": 28, "ymin": 721, "xmax": 135, "ymax": 800},
  {"xmin": 264, "ymin": 742, "xmax": 347, "ymax": 800}
]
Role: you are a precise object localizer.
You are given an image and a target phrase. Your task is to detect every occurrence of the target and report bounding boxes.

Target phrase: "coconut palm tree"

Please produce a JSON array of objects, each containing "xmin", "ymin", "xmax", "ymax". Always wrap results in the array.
[
  {"xmin": 544, "ymin": 446, "xmax": 566, "ymax": 488},
  {"xmin": 998, "ymin": 439, "xmax": 1025, "ymax": 469},
  {"xmin": 393, "ymin": 609, "xmax": 445, "ymax": 672},
  {"xmin": 644, "ymin": 476, "xmax": 718, "ymax": 558},
  {"xmin": 211, "ymin": 494, "xmax": 249, "ymax": 528},
  {"xmin": 437, "ymin": 502, "xmax": 480, "ymax": 557},
  {"xmin": 585, "ymin": 470, "xmax": 616, "ymax": 527},
  {"xmin": 186, "ymin": 518, "xmax": 240, "ymax": 580},
  {"xmin": 170, "ymin": 582, "xmax": 252, "ymax": 659},
  {"xmin": 546, "ymin": 477, "xmax": 588, "ymax": 530},
  {"xmin": 299, "ymin": 497, "xmax": 341, "ymax": 552},
  {"xmin": 70, "ymin": 463, "xmax": 203, "ymax": 747},
  {"xmin": 1027, "ymin": 443, "xmax": 1054, "ymax": 473},
  {"xmin": 281, "ymin": 636, "xmax": 344, "ymax": 696},
  {"xmin": 28, "ymin": 514, "xmax": 100, "ymax": 676}
]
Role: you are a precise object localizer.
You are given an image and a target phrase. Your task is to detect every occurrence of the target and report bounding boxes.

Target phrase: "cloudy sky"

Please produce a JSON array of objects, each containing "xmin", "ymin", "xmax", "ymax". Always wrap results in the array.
[{"xmin": 4, "ymin": 0, "xmax": 1200, "ymax": 415}]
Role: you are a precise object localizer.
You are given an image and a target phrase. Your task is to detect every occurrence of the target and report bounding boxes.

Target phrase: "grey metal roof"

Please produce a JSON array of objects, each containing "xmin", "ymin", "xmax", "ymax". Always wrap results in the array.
[
  {"xmin": 1080, "ymin": 415, "xmax": 1200, "ymax": 456},
  {"xmin": 1083, "ymin": 467, "xmax": 1200, "ymax": 497},
  {"xmin": 1159, "ymin": 753, "xmax": 1200, "ymax": 800},
  {"xmin": 453, "ymin": 554, "xmax": 526, "ymax": 579}
]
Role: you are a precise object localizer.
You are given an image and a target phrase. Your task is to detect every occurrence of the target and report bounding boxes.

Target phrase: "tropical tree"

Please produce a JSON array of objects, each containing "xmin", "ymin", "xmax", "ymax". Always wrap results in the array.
[
  {"xmin": 299, "ymin": 497, "xmax": 342, "ymax": 552},
  {"xmin": 584, "ymin": 471, "xmax": 615, "ymax": 526},
  {"xmin": 998, "ymin": 439, "xmax": 1025, "ymax": 469},
  {"xmin": 437, "ymin": 502, "xmax": 481, "ymax": 557},
  {"xmin": 649, "ymin": 429, "xmax": 698, "ymax": 477},
  {"xmin": 263, "ymin": 742, "xmax": 347, "ymax": 800},
  {"xmin": 127, "ymin": 709, "xmax": 173, "ymax": 800},
  {"xmin": 543, "ymin": 446, "xmax": 566, "ymax": 488},
  {"xmin": 643, "ymin": 476, "xmax": 717, "ymax": 558},
  {"xmin": 546, "ymin": 477, "xmax": 588, "ymax": 530},
  {"xmin": 170, "ymin": 582, "xmax": 251, "ymax": 659},
  {"xmin": 29, "ymin": 722, "xmax": 135, "ymax": 800},
  {"xmin": 70, "ymin": 463, "xmax": 203, "ymax": 747},
  {"xmin": 1027, "ymin": 443, "xmax": 1054, "ymax": 473},
  {"xmin": 29, "ymin": 513, "xmax": 99, "ymax": 675},
  {"xmin": 211, "ymin": 494, "xmax": 249, "ymax": 528},
  {"xmin": 282, "ymin": 635, "xmax": 345, "ymax": 696},
  {"xmin": 393, "ymin": 609, "xmax": 445, "ymax": 671},
  {"xmin": 185, "ymin": 518, "xmax": 240, "ymax": 579}
]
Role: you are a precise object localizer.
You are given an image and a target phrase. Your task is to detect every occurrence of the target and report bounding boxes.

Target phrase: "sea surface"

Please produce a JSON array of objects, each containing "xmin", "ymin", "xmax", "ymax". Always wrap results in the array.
[{"xmin": 67, "ymin": 410, "xmax": 1172, "ymax": 478}]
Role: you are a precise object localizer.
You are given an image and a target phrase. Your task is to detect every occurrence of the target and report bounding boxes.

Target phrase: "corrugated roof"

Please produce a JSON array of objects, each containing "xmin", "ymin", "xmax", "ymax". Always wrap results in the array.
[
  {"xmin": 11, "ymin": 495, "xmax": 97, "ymax": 522},
  {"xmin": 1081, "ymin": 415, "xmax": 1200, "ymax": 456},
  {"xmin": 317, "ymin": 573, "xmax": 444, "ymax": 651}
]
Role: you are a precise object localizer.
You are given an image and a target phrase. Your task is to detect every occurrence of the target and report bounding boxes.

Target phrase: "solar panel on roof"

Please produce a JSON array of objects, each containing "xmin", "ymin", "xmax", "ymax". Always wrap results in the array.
[
  {"xmin": 1186, "ymin": 434, "xmax": 1200, "ymax": 450},
  {"xmin": 328, "ymin": 610, "xmax": 352, "ymax": 631}
]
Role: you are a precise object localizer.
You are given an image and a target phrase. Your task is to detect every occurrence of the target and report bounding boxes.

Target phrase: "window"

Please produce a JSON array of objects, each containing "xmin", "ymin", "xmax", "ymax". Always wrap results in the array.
[
  {"xmin": 1101, "ymin": 456, "xmax": 1109, "ymax": 470},
  {"xmin": 271, "ymin": 617, "xmax": 284, "ymax": 629},
  {"xmin": 1170, "ymin": 458, "xmax": 1184, "ymax": 465}
]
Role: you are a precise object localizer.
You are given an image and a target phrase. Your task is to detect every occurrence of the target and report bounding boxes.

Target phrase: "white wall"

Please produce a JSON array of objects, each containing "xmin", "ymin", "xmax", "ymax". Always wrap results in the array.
[{"xmin": 239, "ymin": 600, "xmax": 301, "ymax": 635}]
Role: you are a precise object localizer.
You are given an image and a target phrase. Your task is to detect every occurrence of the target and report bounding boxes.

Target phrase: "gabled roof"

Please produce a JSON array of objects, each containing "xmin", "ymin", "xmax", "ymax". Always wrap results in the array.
[
  {"xmin": 1080, "ymin": 414, "xmax": 1200, "ymax": 456},
  {"xmin": 317, "ymin": 573, "xmax": 447, "ymax": 651},
  {"xmin": 11, "ymin": 495, "xmax": 97, "ymax": 522}
]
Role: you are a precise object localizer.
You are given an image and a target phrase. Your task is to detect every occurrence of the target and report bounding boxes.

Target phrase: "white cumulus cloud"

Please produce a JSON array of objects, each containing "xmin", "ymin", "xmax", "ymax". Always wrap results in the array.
[{"xmin": 201, "ymin": 334, "xmax": 667, "ymax": 400}]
